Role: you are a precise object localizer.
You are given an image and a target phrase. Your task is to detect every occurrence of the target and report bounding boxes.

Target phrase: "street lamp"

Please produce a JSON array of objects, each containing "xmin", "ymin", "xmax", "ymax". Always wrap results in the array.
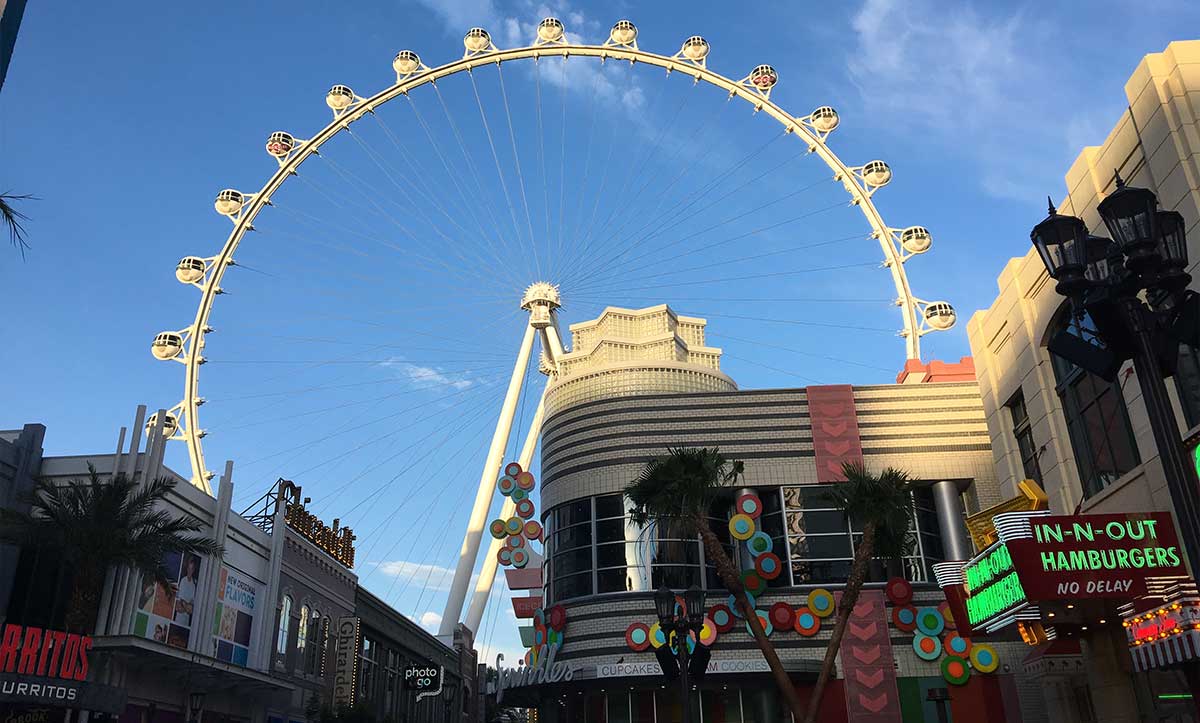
[
  {"xmin": 187, "ymin": 692, "xmax": 206, "ymax": 723},
  {"xmin": 1031, "ymin": 175, "xmax": 1200, "ymax": 576},
  {"xmin": 654, "ymin": 585, "xmax": 706, "ymax": 723}
]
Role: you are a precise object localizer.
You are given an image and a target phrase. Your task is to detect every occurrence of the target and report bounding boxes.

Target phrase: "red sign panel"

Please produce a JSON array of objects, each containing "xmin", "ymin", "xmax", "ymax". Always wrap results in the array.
[
  {"xmin": 511, "ymin": 596, "xmax": 543, "ymax": 619},
  {"xmin": 1007, "ymin": 512, "xmax": 1187, "ymax": 600}
]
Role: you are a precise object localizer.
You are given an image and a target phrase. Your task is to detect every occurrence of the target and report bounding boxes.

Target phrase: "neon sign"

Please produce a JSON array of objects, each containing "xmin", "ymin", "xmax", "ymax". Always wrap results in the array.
[{"xmin": 964, "ymin": 543, "xmax": 1029, "ymax": 628}]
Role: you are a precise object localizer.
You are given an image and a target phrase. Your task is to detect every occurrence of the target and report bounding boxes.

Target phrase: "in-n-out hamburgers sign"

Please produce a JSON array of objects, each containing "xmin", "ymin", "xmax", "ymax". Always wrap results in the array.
[
  {"xmin": 0, "ymin": 624, "xmax": 125, "ymax": 714},
  {"xmin": 942, "ymin": 510, "xmax": 1188, "ymax": 634}
]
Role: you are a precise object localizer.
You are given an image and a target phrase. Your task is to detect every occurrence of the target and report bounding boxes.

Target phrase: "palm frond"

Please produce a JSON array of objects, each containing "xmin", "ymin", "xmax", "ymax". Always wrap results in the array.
[
  {"xmin": 0, "ymin": 192, "xmax": 34, "ymax": 259},
  {"xmin": 625, "ymin": 447, "xmax": 740, "ymax": 529}
]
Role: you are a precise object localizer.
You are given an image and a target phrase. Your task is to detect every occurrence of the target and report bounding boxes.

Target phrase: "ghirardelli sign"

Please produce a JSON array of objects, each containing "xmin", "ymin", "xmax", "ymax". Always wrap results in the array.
[
  {"xmin": 332, "ymin": 616, "xmax": 360, "ymax": 707},
  {"xmin": 492, "ymin": 647, "xmax": 576, "ymax": 704}
]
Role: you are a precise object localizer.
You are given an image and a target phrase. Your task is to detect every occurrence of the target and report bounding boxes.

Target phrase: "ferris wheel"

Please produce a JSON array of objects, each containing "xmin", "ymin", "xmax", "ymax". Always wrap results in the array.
[{"xmin": 147, "ymin": 18, "xmax": 956, "ymax": 640}]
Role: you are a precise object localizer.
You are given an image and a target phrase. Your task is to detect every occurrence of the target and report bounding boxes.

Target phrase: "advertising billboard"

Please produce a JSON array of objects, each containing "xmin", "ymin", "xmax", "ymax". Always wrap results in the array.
[
  {"xmin": 132, "ymin": 552, "xmax": 202, "ymax": 650},
  {"xmin": 211, "ymin": 565, "xmax": 258, "ymax": 667}
]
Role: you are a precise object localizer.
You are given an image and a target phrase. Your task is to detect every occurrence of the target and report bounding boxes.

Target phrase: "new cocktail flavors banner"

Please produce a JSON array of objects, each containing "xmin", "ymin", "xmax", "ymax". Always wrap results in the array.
[{"xmin": 939, "ymin": 510, "xmax": 1190, "ymax": 634}]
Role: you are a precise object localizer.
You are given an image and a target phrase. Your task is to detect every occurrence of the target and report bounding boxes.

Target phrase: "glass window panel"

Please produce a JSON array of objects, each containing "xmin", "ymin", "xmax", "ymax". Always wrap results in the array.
[
  {"xmin": 558, "ymin": 499, "xmax": 592, "ymax": 528},
  {"xmin": 631, "ymin": 691, "xmax": 655, "ymax": 723},
  {"xmin": 653, "ymin": 538, "xmax": 701, "ymax": 566},
  {"xmin": 596, "ymin": 519, "xmax": 625, "ymax": 544},
  {"xmin": 596, "ymin": 542, "xmax": 627, "ymax": 568},
  {"xmin": 597, "ymin": 568, "xmax": 628, "ymax": 594},
  {"xmin": 585, "ymin": 692, "xmax": 607, "ymax": 723},
  {"xmin": 758, "ymin": 489, "xmax": 782, "ymax": 515},
  {"xmin": 920, "ymin": 531, "xmax": 946, "ymax": 561},
  {"xmin": 1176, "ymin": 344, "xmax": 1200, "ymax": 428},
  {"xmin": 652, "ymin": 565, "xmax": 701, "ymax": 590},
  {"xmin": 608, "ymin": 691, "xmax": 631, "ymax": 723},
  {"xmin": 758, "ymin": 511, "xmax": 785, "ymax": 539},
  {"xmin": 787, "ymin": 509, "xmax": 846, "ymax": 535},
  {"xmin": 792, "ymin": 559, "xmax": 853, "ymax": 584},
  {"xmin": 595, "ymin": 494, "xmax": 625, "ymax": 520},
  {"xmin": 788, "ymin": 533, "xmax": 851, "ymax": 559},
  {"xmin": 702, "ymin": 689, "xmax": 742, "ymax": 723},
  {"xmin": 554, "ymin": 572, "xmax": 592, "ymax": 601},
  {"xmin": 800, "ymin": 486, "xmax": 838, "ymax": 509},
  {"xmin": 553, "ymin": 547, "xmax": 593, "ymax": 577},
  {"xmin": 554, "ymin": 523, "xmax": 592, "ymax": 550}
]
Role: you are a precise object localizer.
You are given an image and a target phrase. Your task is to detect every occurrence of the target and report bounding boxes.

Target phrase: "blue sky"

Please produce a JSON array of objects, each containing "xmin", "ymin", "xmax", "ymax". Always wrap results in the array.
[{"xmin": 1, "ymin": 0, "xmax": 1194, "ymax": 663}]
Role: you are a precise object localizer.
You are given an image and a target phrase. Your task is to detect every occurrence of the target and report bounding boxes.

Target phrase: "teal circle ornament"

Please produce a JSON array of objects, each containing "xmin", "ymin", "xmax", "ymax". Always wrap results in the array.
[
  {"xmin": 916, "ymin": 607, "xmax": 945, "ymax": 636},
  {"xmin": 748, "ymin": 531, "xmax": 773, "ymax": 555},
  {"xmin": 913, "ymin": 633, "xmax": 941, "ymax": 661},
  {"xmin": 511, "ymin": 487, "xmax": 528, "ymax": 501},
  {"xmin": 728, "ymin": 592, "xmax": 755, "ymax": 617}
]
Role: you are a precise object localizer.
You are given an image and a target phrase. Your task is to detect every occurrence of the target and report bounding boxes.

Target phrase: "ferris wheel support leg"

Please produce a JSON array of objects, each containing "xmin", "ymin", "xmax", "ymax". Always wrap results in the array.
[
  {"xmin": 464, "ymin": 386, "xmax": 547, "ymax": 635},
  {"xmin": 540, "ymin": 314, "xmax": 566, "ymax": 363},
  {"xmin": 439, "ymin": 322, "xmax": 538, "ymax": 637}
]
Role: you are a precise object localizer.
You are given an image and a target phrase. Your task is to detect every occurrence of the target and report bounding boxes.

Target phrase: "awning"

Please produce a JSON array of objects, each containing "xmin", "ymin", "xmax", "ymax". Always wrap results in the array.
[
  {"xmin": 1131, "ymin": 629, "xmax": 1200, "ymax": 672},
  {"xmin": 93, "ymin": 636, "xmax": 294, "ymax": 696}
]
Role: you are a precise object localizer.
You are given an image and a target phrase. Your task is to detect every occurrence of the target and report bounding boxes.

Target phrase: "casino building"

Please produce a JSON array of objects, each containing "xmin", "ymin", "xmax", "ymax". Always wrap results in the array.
[{"xmin": 501, "ymin": 304, "xmax": 1039, "ymax": 722}]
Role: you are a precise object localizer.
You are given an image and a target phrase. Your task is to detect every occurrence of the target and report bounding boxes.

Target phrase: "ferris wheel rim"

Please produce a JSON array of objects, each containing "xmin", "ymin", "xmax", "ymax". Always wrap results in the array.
[{"xmin": 162, "ymin": 29, "xmax": 950, "ymax": 489}]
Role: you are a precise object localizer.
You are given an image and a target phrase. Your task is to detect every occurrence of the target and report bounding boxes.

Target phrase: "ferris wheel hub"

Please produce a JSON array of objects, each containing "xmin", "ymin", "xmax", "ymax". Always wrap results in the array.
[{"xmin": 521, "ymin": 281, "xmax": 561, "ymax": 328}]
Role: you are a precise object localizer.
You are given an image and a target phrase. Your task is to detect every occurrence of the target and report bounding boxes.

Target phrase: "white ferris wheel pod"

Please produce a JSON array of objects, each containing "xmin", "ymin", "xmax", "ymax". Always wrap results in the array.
[
  {"xmin": 534, "ymin": 17, "xmax": 566, "ymax": 45},
  {"xmin": 154, "ymin": 21, "xmax": 953, "ymax": 489}
]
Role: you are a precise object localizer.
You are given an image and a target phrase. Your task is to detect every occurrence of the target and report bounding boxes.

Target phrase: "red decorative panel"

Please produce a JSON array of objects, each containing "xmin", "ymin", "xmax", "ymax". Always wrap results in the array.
[
  {"xmin": 806, "ymin": 385, "xmax": 863, "ymax": 482},
  {"xmin": 511, "ymin": 596, "xmax": 543, "ymax": 618},
  {"xmin": 838, "ymin": 590, "xmax": 902, "ymax": 723},
  {"xmin": 505, "ymin": 567, "xmax": 544, "ymax": 590}
]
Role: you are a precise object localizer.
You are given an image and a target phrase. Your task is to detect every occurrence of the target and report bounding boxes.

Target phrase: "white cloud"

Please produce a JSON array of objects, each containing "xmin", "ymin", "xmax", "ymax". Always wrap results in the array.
[
  {"xmin": 379, "ymin": 357, "xmax": 474, "ymax": 390},
  {"xmin": 374, "ymin": 560, "xmax": 459, "ymax": 590},
  {"xmin": 419, "ymin": 611, "xmax": 443, "ymax": 630},
  {"xmin": 843, "ymin": 0, "xmax": 1100, "ymax": 201}
]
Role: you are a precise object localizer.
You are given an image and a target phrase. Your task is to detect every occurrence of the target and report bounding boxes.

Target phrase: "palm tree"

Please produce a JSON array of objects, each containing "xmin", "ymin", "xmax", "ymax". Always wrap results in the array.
[
  {"xmin": 803, "ymin": 461, "xmax": 915, "ymax": 723},
  {"xmin": 0, "ymin": 466, "xmax": 223, "ymax": 633},
  {"xmin": 1, "ymin": 191, "xmax": 33, "ymax": 258},
  {"xmin": 626, "ymin": 447, "xmax": 806, "ymax": 721}
]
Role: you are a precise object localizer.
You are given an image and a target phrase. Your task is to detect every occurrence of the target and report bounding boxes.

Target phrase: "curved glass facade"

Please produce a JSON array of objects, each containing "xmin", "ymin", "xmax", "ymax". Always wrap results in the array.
[{"xmin": 544, "ymin": 485, "xmax": 948, "ymax": 605}]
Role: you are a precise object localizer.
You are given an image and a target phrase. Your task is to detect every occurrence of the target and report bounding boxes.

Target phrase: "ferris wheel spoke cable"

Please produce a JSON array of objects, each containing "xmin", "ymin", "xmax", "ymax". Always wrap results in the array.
[
  {"xmin": 722, "ymin": 353, "xmax": 826, "ymax": 384},
  {"xmin": 575, "ymin": 169, "xmax": 834, "ymax": 290},
  {"xmin": 532, "ymin": 60, "xmax": 553, "ymax": 277},
  {"xmin": 707, "ymin": 332, "xmax": 896, "ymax": 373},
  {"xmin": 425, "ymin": 85, "xmax": 524, "ymax": 269},
  {"xmin": 571, "ymin": 201, "xmax": 853, "ymax": 295},
  {"xmin": 565, "ymin": 85, "xmax": 708, "ymax": 275},
  {"xmin": 576, "ymin": 260, "xmax": 881, "ymax": 296},
  {"xmin": 495, "ymin": 64, "xmax": 543, "ymax": 279},
  {"xmin": 553, "ymin": 56, "xmax": 569, "ymax": 282},
  {"xmin": 561, "ymin": 59, "xmax": 605, "ymax": 271},
  {"xmin": 563, "ymin": 129, "xmax": 792, "ymax": 288},
  {"xmin": 468, "ymin": 69, "xmax": 532, "ymax": 280},
  {"xmin": 691, "ymin": 310, "xmax": 894, "ymax": 333}
]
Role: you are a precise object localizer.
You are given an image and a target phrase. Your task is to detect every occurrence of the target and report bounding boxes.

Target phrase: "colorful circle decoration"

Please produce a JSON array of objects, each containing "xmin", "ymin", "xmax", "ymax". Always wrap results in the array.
[
  {"xmin": 533, "ymin": 608, "xmax": 546, "ymax": 627},
  {"xmin": 970, "ymin": 644, "xmax": 999, "ymax": 673},
  {"xmin": 516, "ymin": 471, "xmax": 536, "ymax": 490},
  {"xmin": 504, "ymin": 535, "xmax": 526, "ymax": 550},
  {"xmin": 523, "ymin": 520, "xmax": 543, "ymax": 540},
  {"xmin": 808, "ymin": 588, "xmax": 835, "ymax": 618},
  {"xmin": 489, "ymin": 519, "xmax": 507, "ymax": 539},
  {"xmin": 794, "ymin": 608, "xmax": 820, "ymax": 636},
  {"xmin": 533, "ymin": 624, "xmax": 547, "ymax": 646},
  {"xmin": 625, "ymin": 622, "xmax": 650, "ymax": 651},
  {"xmin": 516, "ymin": 499, "xmax": 536, "ymax": 519},
  {"xmin": 505, "ymin": 462, "xmax": 523, "ymax": 477},
  {"xmin": 497, "ymin": 475, "xmax": 516, "ymax": 496},
  {"xmin": 649, "ymin": 622, "xmax": 667, "ymax": 648},
  {"xmin": 944, "ymin": 632, "xmax": 971, "ymax": 658},
  {"xmin": 709, "ymin": 604, "xmax": 735, "ymax": 632},
  {"xmin": 769, "ymin": 602, "xmax": 795, "ymax": 630},
  {"xmin": 729, "ymin": 514, "xmax": 756, "ymax": 540},
  {"xmin": 497, "ymin": 548, "xmax": 512, "ymax": 565},
  {"xmin": 673, "ymin": 595, "xmax": 689, "ymax": 620},
  {"xmin": 885, "ymin": 577, "xmax": 913, "ymax": 606},
  {"xmin": 913, "ymin": 633, "xmax": 942, "ymax": 661},
  {"xmin": 747, "ymin": 531, "xmax": 773, "ymax": 555},
  {"xmin": 547, "ymin": 629, "xmax": 563, "ymax": 647},
  {"xmin": 669, "ymin": 630, "xmax": 698, "ymax": 655},
  {"xmin": 755, "ymin": 552, "xmax": 782, "ymax": 580},
  {"xmin": 548, "ymin": 605, "xmax": 567, "ymax": 631},
  {"xmin": 728, "ymin": 592, "xmax": 755, "ymax": 617},
  {"xmin": 745, "ymin": 609, "xmax": 773, "ymax": 637},
  {"xmin": 938, "ymin": 600, "xmax": 956, "ymax": 630},
  {"xmin": 511, "ymin": 487, "xmax": 528, "ymax": 502},
  {"xmin": 942, "ymin": 655, "xmax": 971, "ymax": 686},
  {"xmin": 915, "ymin": 607, "xmax": 945, "ymax": 636},
  {"xmin": 699, "ymin": 617, "xmax": 718, "ymax": 647},
  {"xmin": 891, "ymin": 604, "xmax": 917, "ymax": 633},
  {"xmin": 736, "ymin": 492, "xmax": 763, "ymax": 519},
  {"xmin": 512, "ymin": 549, "xmax": 529, "ymax": 568},
  {"xmin": 505, "ymin": 517, "xmax": 524, "ymax": 536},
  {"xmin": 741, "ymin": 569, "xmax": 766, "ymax": 595}
]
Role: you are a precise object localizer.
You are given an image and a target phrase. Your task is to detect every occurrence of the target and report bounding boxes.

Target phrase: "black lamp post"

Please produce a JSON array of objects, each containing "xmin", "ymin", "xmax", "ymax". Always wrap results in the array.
[
  {"xmin": 654, "ymin": 585, "xmax": 706, "ymax": 723},
  {"xmin": 1031, "ymin": 176, "xmax": 1200, "ymax": 575}
]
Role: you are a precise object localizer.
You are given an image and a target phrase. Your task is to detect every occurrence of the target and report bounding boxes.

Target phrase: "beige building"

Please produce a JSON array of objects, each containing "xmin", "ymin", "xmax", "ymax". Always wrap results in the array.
[{"xmin": 967, "ymin": 41, "xmax": 1200, "ymax": 723}]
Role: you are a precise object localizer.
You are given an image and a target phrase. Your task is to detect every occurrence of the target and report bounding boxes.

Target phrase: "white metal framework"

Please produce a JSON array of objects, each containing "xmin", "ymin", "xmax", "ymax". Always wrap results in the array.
[{"xmin": 152, "ymin": 19, "xmax": 954, "ymax": 629}]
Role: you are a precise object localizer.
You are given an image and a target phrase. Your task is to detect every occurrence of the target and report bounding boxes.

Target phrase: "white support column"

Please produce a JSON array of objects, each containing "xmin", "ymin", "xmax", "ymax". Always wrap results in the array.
[
  {"xmin": 440, "ymin": 322, "xmax": 538, "ymax": 636},
  {"xmin": 464, "ymin": 386, "xmax": 548, "ymax": 634}
]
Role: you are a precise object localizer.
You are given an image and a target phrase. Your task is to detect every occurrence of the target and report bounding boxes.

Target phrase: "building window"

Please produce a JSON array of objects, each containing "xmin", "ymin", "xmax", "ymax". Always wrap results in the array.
[
  {"xmin": 1007, "ymin": 390, "xmax": 1043, "ymax": 484},
  {"xmin": 297, "ymin": 604, "xmax": 309, "ymax": 654},
  {"xmin": 359, "ymin": 637, "xmax": 378, "ymax": 702},
  {"xmin": 1049, "ymin": 311, "xmax": 1141, "ymax": 497},
  {"xmin": 547, "ymin": 498, "xmax": 594, "ymax": 603},
  {"xmin": 1175, "ymin": 344, "xmax": 1200, "ymax": 429},
  {"xmin": 276, "ymin": 595, "xmax": 292, "ymax": 656},
  {"xmin": 384, "ymin": 650, "xmax": 402, "ymax": 716},
  {"xmin": 305, "ymin": 609, "xmax": 322, "ymax": 675},
  {"xmin": 784, "ymin": 485, "xmax": 931, "ymax": 584}
]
